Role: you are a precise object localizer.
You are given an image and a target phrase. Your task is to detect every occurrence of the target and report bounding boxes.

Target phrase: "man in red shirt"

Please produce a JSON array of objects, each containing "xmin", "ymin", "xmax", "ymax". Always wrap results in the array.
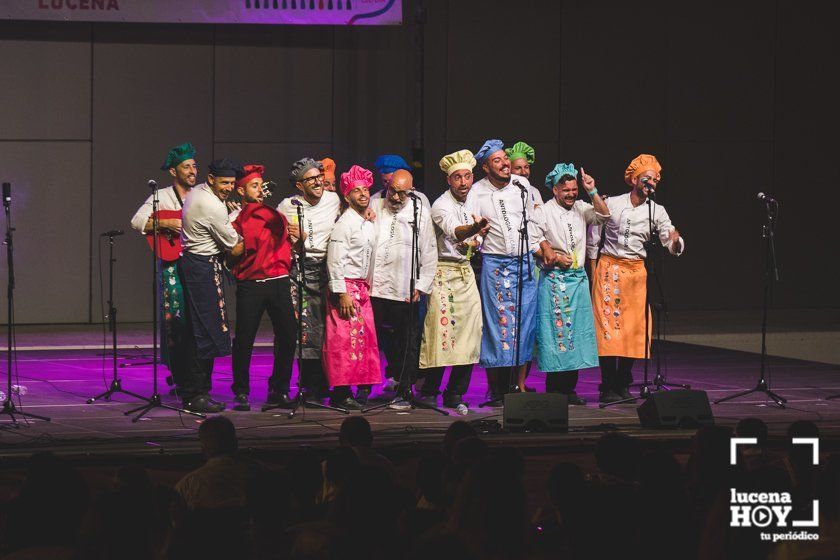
[{"xmin": 229, "ymin": 164, "xmax": 302, "ymax": 411}]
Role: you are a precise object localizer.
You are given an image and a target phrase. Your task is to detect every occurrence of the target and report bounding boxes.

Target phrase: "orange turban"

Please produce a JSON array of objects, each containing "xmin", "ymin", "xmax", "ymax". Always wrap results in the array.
[
  {"xmin": 624, "ymin": 154, "xmax": 662, "ymax": 186},
  {"xmin": 321, "ymin": 158, "xmax": 336, "ymax": 181}
]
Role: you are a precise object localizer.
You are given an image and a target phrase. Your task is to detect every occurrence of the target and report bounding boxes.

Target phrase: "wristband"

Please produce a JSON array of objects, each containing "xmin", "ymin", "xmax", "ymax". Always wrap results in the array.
[{"xmin": 587, "ymin": 188, "xmax": 598, "ymax": 197}]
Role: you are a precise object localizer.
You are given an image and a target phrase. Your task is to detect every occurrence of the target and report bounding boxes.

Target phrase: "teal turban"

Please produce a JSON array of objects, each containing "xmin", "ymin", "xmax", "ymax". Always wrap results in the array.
[{"xmin": 545, "ymin": 163, "xmax": 578, "ymax": 188}]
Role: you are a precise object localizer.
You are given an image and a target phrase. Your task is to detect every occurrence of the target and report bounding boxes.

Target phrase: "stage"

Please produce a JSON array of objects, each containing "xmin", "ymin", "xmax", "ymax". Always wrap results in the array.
[{"xmin": 2, "ymin": 336, "xmax": 840, "ymax": 462}]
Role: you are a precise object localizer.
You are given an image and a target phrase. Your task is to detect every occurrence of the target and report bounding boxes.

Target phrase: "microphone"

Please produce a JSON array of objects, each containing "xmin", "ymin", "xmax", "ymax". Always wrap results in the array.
[
  {"xmin": 148, "ymin": 179, "xmax": 157, "ymax": 189},
  {"xmin": 641, "ymin": 177, "xmax": 656, "ymax": 193},
  {"xmin": 100, "ymin": 229, "xmax": 124, "ymax": 237},
  {"xmin": 757, "ymin": 192, "xmax": 778, "ymax": 204},
  {"xmin": 290, "ymin": 199, "xmax": 303, "ymax": 206},
  {"xmin": 512, "ymin": 179, "xmax": 528, "ymax": 192},
  {"xmin": 406, "ymin": 191, "xmax": 421, "ymax": 200},
  {"xmin": 2, "ymin": 182, "xmax": 10, "ymax": 206}
]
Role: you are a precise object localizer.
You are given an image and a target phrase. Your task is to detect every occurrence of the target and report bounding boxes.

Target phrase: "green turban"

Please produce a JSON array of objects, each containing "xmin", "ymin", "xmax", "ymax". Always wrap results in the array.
[
  {"xmin": 505, "ymin": 141, "xmax": 535, "ymax": 164},
  {"xmin": 160, "ymin": 142, "xmax": 196, "ymax": 171}
]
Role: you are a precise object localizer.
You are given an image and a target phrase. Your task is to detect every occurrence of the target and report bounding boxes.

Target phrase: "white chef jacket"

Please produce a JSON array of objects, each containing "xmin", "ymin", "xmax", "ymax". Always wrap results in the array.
[
  {"xmin": 430, "ymin": 189, "xmax": 483, "ymax": 262},
  {"xmin": 542, "ymin": 198, "xmax": 609, "ymax": 269},
  {"xmin": 463, "ymin": 174, "xmax": 546, "ymax": 255},
  {"xmin": 369, "ymin": 197, "xmax": 437, "ymax": 301},
  {"xmin": 586, "ymin": 192, "xmax": 685, "ymax": 260},
  {"xmin": 181, "ymin": 183, "xmax": 241, "ymax": 256},
  {"xmin": 327, "ymin": 207, "xmax": 376, "ymax": 293},
  {"xmin": 277, "ymin": 190, "xmax": 341, "ymax": 261}
]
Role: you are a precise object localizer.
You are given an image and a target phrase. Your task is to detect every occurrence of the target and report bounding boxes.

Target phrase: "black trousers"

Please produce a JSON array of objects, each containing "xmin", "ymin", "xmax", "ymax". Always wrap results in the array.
[
  {"xmin": 545, "ymin": 370, "xmax": 580, "ymax": 394},
  {"xmin": 598, "ymin": 356, "xmax": 635, "ymax": 392},
  {"xmin": 419, "ymin": 364, "xmax": 473, "ymax": 398},
  {"xmin": 300, "ymin": 358, "xmax": 328, "ymax": 398},
  {"xmin": 231, "ymin": 277, "xmax": 296, "ymax": 395},
  {"xmin": 487, "ymin": 366, "xmax": 516, "ymax": 397},
  {"xmin": 171, "ymin": 301, "xmax": 214, "ymax": 401},
  {"xmin": 371, "ymin": 297, "xmax": 421, "ymax": 393},
  {"xmin": 169, "ymin": 261, "xmax": 214, "ymax": 401}
]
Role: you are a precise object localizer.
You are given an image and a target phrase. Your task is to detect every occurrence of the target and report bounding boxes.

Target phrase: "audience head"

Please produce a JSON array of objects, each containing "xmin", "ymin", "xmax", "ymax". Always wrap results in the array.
[
  {"xmin": 442, "ymin": 420, "xmax": 477, "ymax": 458},
  {"xmin": 339, "ymin": 415, "xmax": 374, "ymax": 447},
  {"xmin": 595, "ymin": 432, "xmax": 641, "ymax": 482},
  {"xmin": 198, "ymin": 416, "xmax": 238, "ymax": 458},
  {"xmin": 736, "ymin": 417, "xmax": 769, "ymax": 446}
]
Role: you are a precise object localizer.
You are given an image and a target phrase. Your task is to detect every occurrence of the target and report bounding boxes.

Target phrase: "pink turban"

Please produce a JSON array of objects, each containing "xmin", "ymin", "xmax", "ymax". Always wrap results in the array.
[{"xmin": 340, "ymin": 164, "xmax": 373, "ymax": 197}]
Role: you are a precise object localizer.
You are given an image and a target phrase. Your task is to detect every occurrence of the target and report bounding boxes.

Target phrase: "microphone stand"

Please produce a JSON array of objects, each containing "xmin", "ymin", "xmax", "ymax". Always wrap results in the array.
[
  {"xmin": 264, "ymin": 202, "xmax": 348, "ymax": 417},
  {"xmin": 1, "ymin": 183, "xmax": 50, "ymax": 426},
  {"xmin": 124, "ymin": 180, "xmax": 204, "ymax": 422},
  {"xmin": 480, "ymin": 182, "xmax": 531, "ymax": 408},
  {"xmin": 364, "ymin": 194, "xmax": 448, "ymax": 415},
  {"xmin": 87, "ymin": 232, "xmax": 149, "ymax": 404},
  {"xmin": 603, "ymin": 190, "xmax": 689, "ymax": 409},
  {"xmin": 716, "ymin": 198, "xmax": 786, "ymax": 407}
]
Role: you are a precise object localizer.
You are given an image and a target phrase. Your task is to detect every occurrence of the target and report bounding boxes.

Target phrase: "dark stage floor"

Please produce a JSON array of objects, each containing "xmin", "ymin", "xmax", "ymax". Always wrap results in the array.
[{"xmin": 1, "ymin": 341, "xmax": 840, "ymax": 461}]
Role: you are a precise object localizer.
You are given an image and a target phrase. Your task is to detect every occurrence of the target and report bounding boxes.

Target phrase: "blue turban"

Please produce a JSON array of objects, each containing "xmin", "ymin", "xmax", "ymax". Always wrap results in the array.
[
  {"xmin": 545, "ymin": 163, "xmax": 578, "ymax": 188},
  {"xmin": 374, "ymin": 154, "xmax": 411, "ymax": 174},
  {"xmin": 475, "ymin": 139, "xmax": 505, "ymax": 163}
]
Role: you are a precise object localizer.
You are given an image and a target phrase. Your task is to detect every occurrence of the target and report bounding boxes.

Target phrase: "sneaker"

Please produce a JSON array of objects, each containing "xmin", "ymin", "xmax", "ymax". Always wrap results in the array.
[
  {"xmin": 331, "ymin": 396, "xmax": 363, "ymax": 411},
  {"xmin": 232, "ymin": 393, "xmax": 250, "ymax": 412},
  {"xmin": 183, "ymin": 394, "xmax": 225, "ymax": 413},
  {"xmin": 382, "ymin": 378, "xmax": 400, "ymax": 393},
  {"xmin": 265, "ymin": 391, "xmax": 294, "ymax": 409},
  {"xmin": 455, "ymin": 403, "xmax": 469, "ymax": 415},
  {"xmin": 388, "ymin": 398, "xmax": 412, "ymax": 411},
  {"xmin": 355, "ymin": 386, "xmax": 371, "ymax": 405}
]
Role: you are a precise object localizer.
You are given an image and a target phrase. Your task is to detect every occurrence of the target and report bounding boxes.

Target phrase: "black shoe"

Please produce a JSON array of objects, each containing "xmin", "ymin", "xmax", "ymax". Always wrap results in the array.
[
  {"xmin": 599, "ymin": 390, "xmax": 622, "ymax": 404},
  {"xmin": 232, "ymin": 394, "xmax": 250, "ymax": 412},
  {"xmin": 415, "ymin": 394, "xmax": 437, "ymax": 406},
  {"xmin": 183, "ymin": 394, "xmax": 225, "ymax": 413},
  {"xmin": 266, "ymin": 391, "xmax": 294, "ymax": 409},
  {"xmin": 331, "ymin": 396, "xmax": 363, "ymax": 410},
  {"xmin": 565, "ymin": 393, "xmax": 587, "ymax": 406},
  {"xmin": 483, "ymin": 393, "xmax": 504, "ymax": 408},
  {"xmin": 617, "ymin": 387, "xmax": 636, "ymax": 401}
]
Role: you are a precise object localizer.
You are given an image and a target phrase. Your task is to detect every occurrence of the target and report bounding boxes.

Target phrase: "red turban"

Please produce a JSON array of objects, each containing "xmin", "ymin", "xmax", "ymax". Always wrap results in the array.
[{"xmin": 237, "ymin": 164, "xmax": 265, "ymax": 188}]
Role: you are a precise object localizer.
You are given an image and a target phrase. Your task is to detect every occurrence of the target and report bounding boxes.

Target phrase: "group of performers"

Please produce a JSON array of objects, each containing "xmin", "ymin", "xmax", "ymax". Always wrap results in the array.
[{"xmin": 130, "ymin": 140, "xmax": 684, "ymax": 414}]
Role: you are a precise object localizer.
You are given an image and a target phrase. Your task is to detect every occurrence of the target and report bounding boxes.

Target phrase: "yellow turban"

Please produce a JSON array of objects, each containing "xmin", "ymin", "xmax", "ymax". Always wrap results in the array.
[
  {"xmin": 624, "ymin": 154, "xmax": 662, "ymax": 186},
  {"xmin": 439, "ymin": 149, "xmax": 476, "ymax": 176}
]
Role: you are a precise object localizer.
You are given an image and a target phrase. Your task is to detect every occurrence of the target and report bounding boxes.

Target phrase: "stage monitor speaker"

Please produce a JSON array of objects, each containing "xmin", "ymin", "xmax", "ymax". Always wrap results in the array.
[
  {"xmin": 637, "ymin": 390, "xmax": 714, "ymax": 428},
  {"xmin": 503, "ymin": 393, "xmax": 568, "ymax": 432}
]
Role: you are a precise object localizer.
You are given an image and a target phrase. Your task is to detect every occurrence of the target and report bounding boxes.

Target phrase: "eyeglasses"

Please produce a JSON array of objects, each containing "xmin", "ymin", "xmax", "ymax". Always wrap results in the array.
[
  {"xmin": 301, "ymin": 174, "xmax": 325, "ymax": 186},
  {"xmin": 387, "ymin": 187, "xmax": 413, "ymax": 200}
]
